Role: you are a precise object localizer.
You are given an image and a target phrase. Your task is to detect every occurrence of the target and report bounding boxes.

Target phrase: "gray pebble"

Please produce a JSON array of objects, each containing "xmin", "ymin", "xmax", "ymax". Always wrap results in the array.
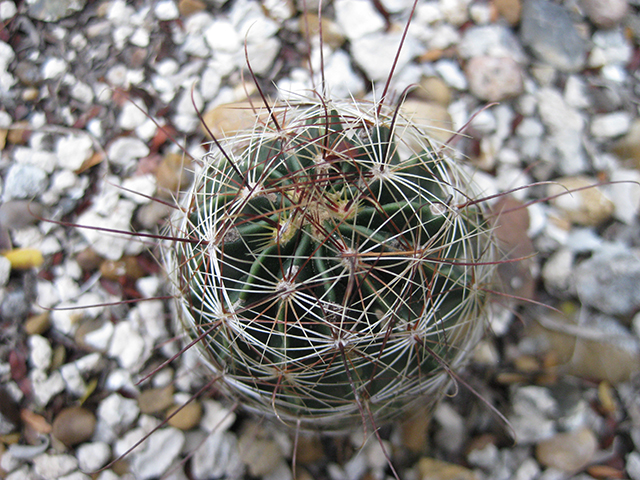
[
  {"xmin": 3, "ymin": 164, "xmax": 48, "ymax": 201},
  {"xmin": 581, "ymin": 0, "xmax": 628, "ymax": 28},
  {"xmin": 465, "ymin": 56, "xmax": 524, "ymax": 102},
  {"xmin": 26, "ymin": 0, "xmax": 87, "ymax": 22},
  {"xmin": 574, "ymin": 246, "xmax": 640, "ymax": 316},
  {"xmin": 520, "ymin": 0, "xmax": 588, "ymax": 72}
]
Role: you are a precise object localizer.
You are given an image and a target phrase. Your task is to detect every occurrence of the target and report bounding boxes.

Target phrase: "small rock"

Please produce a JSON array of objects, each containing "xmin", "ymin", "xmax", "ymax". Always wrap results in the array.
[
  {"xmin": 353, "ymin": 31, "xmax": 420, "ymax": 82},
  {"xmin": 56, "ymin": 134, "xmax": 94, "ymax": 171},
  {"xmin": 52, "ymin": 406, "xmax": 96, "ymax": 447},
  {"xmin": 200, "ymin": 399, "xmax": 236, "ymax": 433},
  {"xmin": 613, "ymin": 118, "xmax": 640, "ymax": 169},
  {"xmin": 417, "ymin": 457, "xmax": 479, "ymax": 480},
  {"xmin": 465, "ymin": 56, "xmax": 524, "ymax": 102},
  {"xmin": 106, "ymin": 137, "xmax": 150, "ymax": 169},
  {"xmin": 192, "ymin": 431, "xmax": 244, "ymax": 480},
  {"xmin": 547, "ymin": 176, "xmax": 614, "ymax": 226},
  {"xmin": 0, "ymin": 200, "xmax": 44, "ymax": 230},
  {"xmin": 138, "ymin": 385, "xmax": 175, "ymax": 415},
  {"xmin": 26, "ymin": 0, "xmax": 86, "ymax": 22},
  {"xmin": 520, "ymin": 0, "xmax": 587, "ymax": 72},
  {"xmin": 24, "ymin": 312, "xmax": 51, "ymax": 335},
  {"xmin": 131, "ymin": 428, "xmax": 185, "ymax": 480},
  {"xmin": 154, "ymin": 0, "xmax": 179, "ymax": 20},
  {"xmin": 458, "ymin": 25, "xmax": 527, "ymax": 62},
  {"xmin": 627, "ymin": 451, "xmax": 640, "ymax": 480},
  {"xmin": 166, "ymin": 400, "xmax": 202, "ymax": 430},
  {"xmin": 97, "ymin": 393, "xmax": 140, "ymax": 434},
  {"xmin": 574, "ymin": 246, "xmax": 640, "ymax": 316},
  {"xmin": 107, "ymin": 321, "xmax": 146, "ymax": 370},
  {"xmin": 178, "ymin": 0, "xmax": 206, "ymax": 16},
  {"xmin": 76, "ymin": 442, "xmax": 111, "ymax": 472},
  {"xmin": 591, "ymin": 111, "xmax": 631, "ymax": 139},
  {"xmin": 201, "ymin": 102, "xmax": 265, "ymax": 139},
  {"xmin": 415, "ymin": 76, "xmax": 452, "ymax": 105},
  {"xmin": 156, "ymin": 153, "xmax": 193, "ymax": 196},
  {"xmin": 30, "ymin": 369, "xmax": 65, "ymax": 406},
  {"xmin": 494, "ymin": 0, "xmax": 522, "ymax": 24},
  {"xmin": 334, "ymin": 0, "xmax": 385, "ymax": 40},
  {"xmin": 535, "ymin": 428, "xmax": 597, "ymax": 472},
  {"xmin": 0, "ymin": 255, "xmax": 10, "ymax": 286},
  {"xmin": 298, "ymin": 13, "xmax": 345, "ymax": 49},
  {"xmin": 542, "ymin": 248, "xmax": 574, "ymax": 297},
  {"xmin": 29, "ymin": 335, "xmax": 52, "ymax": 371},
  {"xmin": 606, "ymin": 169, "xmax": 640, "ymax": 224},
  {"xmin": 581, "ymin": 0, "xmax": 627, "ymax": 28},
  {"xmin": 239, "ymin": 427, "xmax": 283, "ymax": 477},
  {"xmin": 400, "ymin": 99, "xmax": 454, "ymax": 145},
  {"xmin": 3, "ymin": 163, "xmax": 48, "ymax": 201},
  {"xmin": 433, "ymin": 403, "xmax": 465, "ymax": 455},
  {"xmin": 32, "ymin": 453, "xmax": 78, "ymax": 479}
]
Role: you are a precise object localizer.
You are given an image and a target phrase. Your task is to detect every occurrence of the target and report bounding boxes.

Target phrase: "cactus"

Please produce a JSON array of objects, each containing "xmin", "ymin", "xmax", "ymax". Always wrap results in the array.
[{"xmin": 164, "ymin": 97, "xmax": 498, "ymax": 431}]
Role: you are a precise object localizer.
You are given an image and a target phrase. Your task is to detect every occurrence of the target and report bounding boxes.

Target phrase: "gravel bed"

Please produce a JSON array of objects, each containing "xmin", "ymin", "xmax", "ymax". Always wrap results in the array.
[{"xmin": 1, "ymin": 0, "xmax": 640, "ymax": 479}]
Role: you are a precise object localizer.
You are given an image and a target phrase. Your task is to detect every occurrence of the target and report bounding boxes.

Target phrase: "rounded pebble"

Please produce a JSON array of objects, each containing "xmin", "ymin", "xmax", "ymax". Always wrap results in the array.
[
  {"xmin": 465, "ymin": 56, "xmax": 524, "ymax": 102},
  {"xmin": 52, "ymin": 406, "xmax": 97, "ymax": 447},
  {"xmin": 535, "ymin": 427, "xmax": 597, "ymax": 471},
  {"xmin": 166, "ymin": 400, "xmax": 202, "ymax": 430},
  {"xmin": 138, "ymin": 385, "xmax": 175, "ymax": 415}
]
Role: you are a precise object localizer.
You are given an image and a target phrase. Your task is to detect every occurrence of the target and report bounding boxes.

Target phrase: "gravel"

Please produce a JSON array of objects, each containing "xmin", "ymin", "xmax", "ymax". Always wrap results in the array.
[{"xmin": 1, "ymin": 0, "xmax": 640, "ymax": 479}]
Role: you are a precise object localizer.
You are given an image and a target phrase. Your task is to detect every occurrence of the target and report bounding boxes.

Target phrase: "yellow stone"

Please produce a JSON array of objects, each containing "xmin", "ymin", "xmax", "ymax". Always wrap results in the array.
[{"xmin": 3, "ymin": 248, "xmax": 44, "ymax": 269}]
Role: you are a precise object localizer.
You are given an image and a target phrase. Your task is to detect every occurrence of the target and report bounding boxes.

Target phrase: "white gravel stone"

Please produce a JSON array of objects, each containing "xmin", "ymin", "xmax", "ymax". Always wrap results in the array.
[
  {"xmin": 33, "ymin": 453, "xmax": 78, "ymax": 480},
  {"xmin": 458, "ymin": 25, "xmax": 527, "ymax": 62},
  {"xmin": 0, "ymin": 256, "xmax": 11, "ymax": 286},
  {"xmin": 56, "ymin": 134, "xmax": 94, "ymax": 171},
  {"xmin": 60, "ymin": 472, "xmax": 92, "ymax": 480},
  {"xmin": 335, "ymin": 0, "xmax": 385, "ymax": 40},
  {"xmin": 29, "ymin": 335, "xmax": 52, "ymax": 371},
  {"xmin": 351, "ymin": 31, "xmax": 419, "ymax": 82},
  {"xmin": 29, "ymin": 369, "xmax": 65, "ymax": 407},
  {"xmin": 118, "ymin": 102, "xmax": 150, "ymax": 130},
  {"xmin": 107, "ymin": 137, "xmax": 150, "ymax": 168},
  {"xmin": 192, "ymin": 431, "xmax": 244, "ymax": 480},
  {"xmin": 108, "ymin": 320, "xmax": 146, "ymax": 370},
  {"xmin": 0, "ymin": 1, "xmax": 17, "ymax": 20},
  {"xmin": 433, "ymin": 59, "xmax": 468, "ymax": 90},
  {"xmin": 60, "ymin": 362, "xmax": 86, "ymax": 397},
  {"xmin": 204, "ymin": 20, "xmax": 241, "ymax": 53},
  {"xmin": 131, "ymin": 428, "xmax": 185, "ymax": 480},
  {"xmin": 97, "ymin": 393, "xmax": 140, "ymax": 433},
  {"xmin": 75, "ymin": 199, "xmax": 136, "ymax": 260},
  {"xmin": 154, "ymin": 0, "xmax": 179, "ymax": 20},
  {"xmin": 241, "ymin": 37, "xmax": 281, "ymax": 77},
  {"xmin": 201, "ymin": 400, "xmax": 237, "ymax": 433},
  {"xmin": 3, "ymin": 163, "xmax": 48, "ymax": 201},
  {"xmin": 627, "ymin": 452, "xmax": 640, "ymax": 480},
  {"xmin": 590, "ymin": 111, "xmax": 632, "ymax": 138},
  {"xmin": 76, "ymin": 442, "xmax": 111, "ymax": 473},
  {"xmin": 605, "ymin": 169, "xmax": 640, "ymax": 224},
  {"xmin": 589, "ymin": 29, "xmax": 633, "ymax": 68},
  {"xmin": 41, "ymin": 57, "xmax": 67, "ymax": 79},
  {"xmin": 120, "ymin": 174, "xmax": 156, "ymax": 204}
]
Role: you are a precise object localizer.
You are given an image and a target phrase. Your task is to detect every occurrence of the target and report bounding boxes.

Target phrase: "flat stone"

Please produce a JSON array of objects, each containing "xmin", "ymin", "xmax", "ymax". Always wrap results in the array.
[
  {"xmin": 131, "ymin": 428, "xmax": 185, "ymax": 480},
  {"xmin": 32, "ymin": 453, "xmax": 78, "ymax": 479},
  {"xmin": 535, "ymin": 428, "xmax": 597, "ymax": 471},
  {"xmin": 574, "ymin": 246, "xmax": 640, "ymax": 316},
  {"xmin": 26, "ymin": 0, "xmax": 86, "ymax": 22},
  {"xmin": 520, "ymin": 0, "xmax": 587, "ymax": 72}
]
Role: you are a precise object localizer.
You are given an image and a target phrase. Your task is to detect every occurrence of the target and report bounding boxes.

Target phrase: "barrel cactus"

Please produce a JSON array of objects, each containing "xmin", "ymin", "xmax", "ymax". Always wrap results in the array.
[{"xmin": 164, "ymin": 98, "xmax": 497, "ymax": 431}]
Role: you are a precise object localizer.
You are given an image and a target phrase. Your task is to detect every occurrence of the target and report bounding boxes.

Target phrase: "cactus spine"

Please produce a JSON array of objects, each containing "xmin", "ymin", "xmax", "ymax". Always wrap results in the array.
[{"xmin": 165, "ymin": 97, "xmax": 497, "ymax": 431}]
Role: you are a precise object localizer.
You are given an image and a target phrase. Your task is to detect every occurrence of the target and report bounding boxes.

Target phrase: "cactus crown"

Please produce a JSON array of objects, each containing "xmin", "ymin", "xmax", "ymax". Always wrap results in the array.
[{"xmin": 165, "ymin": 97, "xmax": 497, "ymax": 431}]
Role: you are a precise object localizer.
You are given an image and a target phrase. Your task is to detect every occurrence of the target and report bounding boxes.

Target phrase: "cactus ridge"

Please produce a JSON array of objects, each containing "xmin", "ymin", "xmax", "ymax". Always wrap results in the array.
[{"xmin": 165, "ymin": 98, "xmax": 497, "ymax": 431}]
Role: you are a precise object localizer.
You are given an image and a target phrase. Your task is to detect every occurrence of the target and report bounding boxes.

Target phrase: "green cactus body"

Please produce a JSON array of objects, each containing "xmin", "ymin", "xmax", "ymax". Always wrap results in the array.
[{"xmin": 166, "ymin": 100, "xmax": 496, "ymax": 431}]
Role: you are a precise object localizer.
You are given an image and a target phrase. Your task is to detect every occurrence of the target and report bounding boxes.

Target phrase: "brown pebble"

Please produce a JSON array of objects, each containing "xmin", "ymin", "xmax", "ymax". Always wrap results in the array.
[
  {"xmin": 178, "ymin": 0, "xmax": 206, "ymax": 16},
  {"xmin": 166, "ymin": 401, "xmax": 202, "ymax": 430},
  {"xmin": 100, "ymin": 256, "xmax": 145, "ymax": 281},
  {"xmin": 138, "ymin": 385, "xmax": 175, "ymax": 415},
  {"xmin": 295, "ymin": 434, "xmax": 324, "ymax": 465},
  {"xmin": 156, "ymin": 153, "xmax": 193, "ymax": 196},
  {"xmin": 493, "ymin": 0, "xmax": 521, "ymax": 25},
  {"xmin": 417, "ymin": 457, "xmax": 479, "ymax": 480},
  {"xmin": 535, "ymin": 427, "xmax": 598, "ymax": 472},
  {"xmin": 24, "ymin": 313, "xmax": 50, "ymax": 336},
  {"xmin": 76, "ymin": 248, "xmax": 104, "ymax": 272},
  {"xmin": 52, "ymin": 406, "xmax": 96, "ymax": 447}
]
